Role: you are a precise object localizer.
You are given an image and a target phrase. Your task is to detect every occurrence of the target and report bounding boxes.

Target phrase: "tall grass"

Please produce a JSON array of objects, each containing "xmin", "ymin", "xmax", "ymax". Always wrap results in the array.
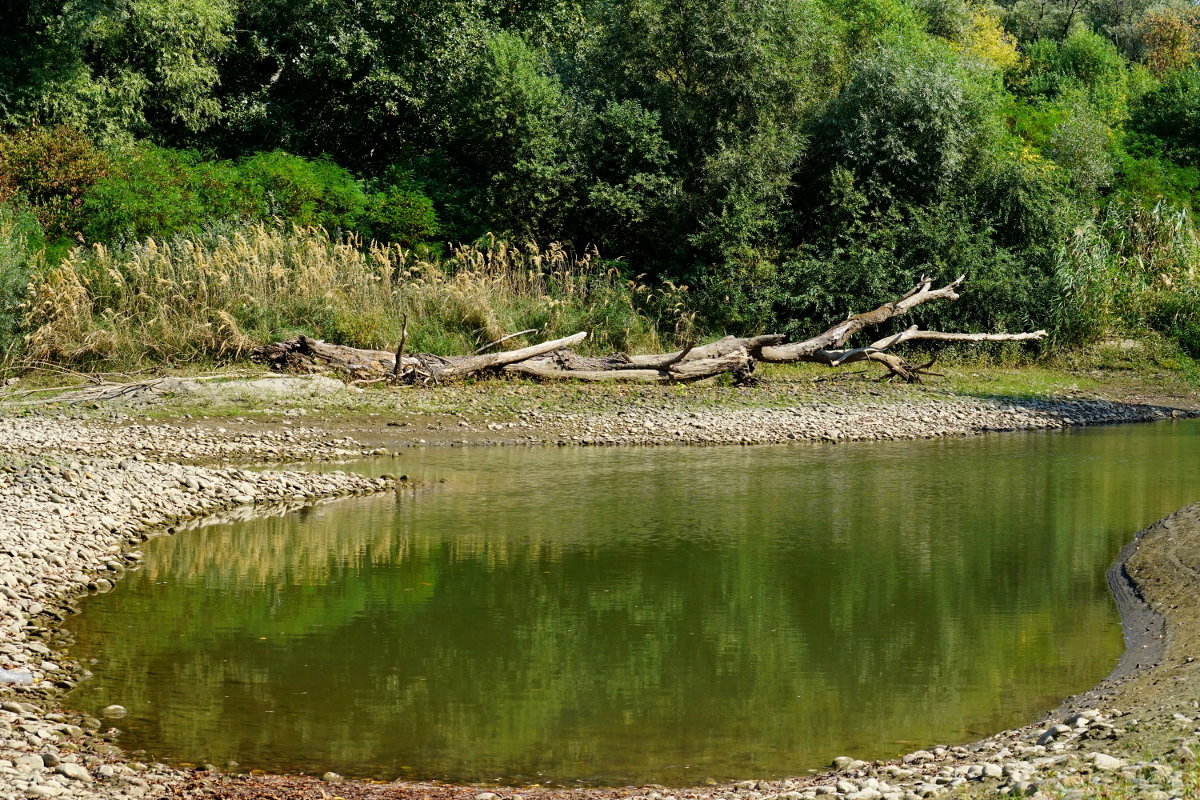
[
  {"xmin": 21, "ymin": 225, "xmax": 685, "ymax": 368},
  {"xmin": 1055, "ymin": 200, "xmax": 1200, "ymax": 355}
]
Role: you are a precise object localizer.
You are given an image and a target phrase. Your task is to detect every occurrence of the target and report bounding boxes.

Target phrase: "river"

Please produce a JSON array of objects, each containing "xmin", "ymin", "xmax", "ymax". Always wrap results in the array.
[{"xmin": 65, "ymin": 420, "xmax": 1200, "ymax": 785}]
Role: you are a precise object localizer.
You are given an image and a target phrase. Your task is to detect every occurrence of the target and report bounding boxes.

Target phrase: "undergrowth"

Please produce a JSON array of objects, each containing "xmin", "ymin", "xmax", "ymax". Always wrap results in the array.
[{"xmin": 20, "ymin": 226, "xmax": 689, "ymax": 369}]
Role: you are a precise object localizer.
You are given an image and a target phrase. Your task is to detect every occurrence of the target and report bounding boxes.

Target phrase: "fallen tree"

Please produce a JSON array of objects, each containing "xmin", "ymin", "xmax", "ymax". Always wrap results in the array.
[{"xmin": 250, "ymin": 276, "xmax": 1048, "ymax": 384}]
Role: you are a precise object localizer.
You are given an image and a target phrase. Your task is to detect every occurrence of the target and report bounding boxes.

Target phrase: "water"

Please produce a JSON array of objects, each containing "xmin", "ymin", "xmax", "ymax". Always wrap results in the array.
[{"xmin": 66, "ymin": 420, "xmax": 1200, "ymax": 785}]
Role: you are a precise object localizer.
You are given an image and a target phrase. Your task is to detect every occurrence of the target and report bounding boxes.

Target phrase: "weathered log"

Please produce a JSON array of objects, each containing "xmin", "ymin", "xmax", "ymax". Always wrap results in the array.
[
  {"xmin": 251, "ymin": 336, "xmax": 398, "ymax": 379},
  {"xmin": 251, "ymin": 332, "xmax": 590, "ymax": 382},
  {"xmin": 504, "ymin": 349, "xmax": 753, "ymax": 383},
  {"xmin": 796, "ymin": 325, "xmax": 1048, "ymax": 380},
  {"xmin": 759, "ymin": 275, "xmax": 968, "ymax": 362},
  {"xmin": 250, "ymin": 276, "xmax": 1049, "ymax": 385},
  {"xmin": 625, "ymin": 334, "xmax": 785, "ymax": 366}
]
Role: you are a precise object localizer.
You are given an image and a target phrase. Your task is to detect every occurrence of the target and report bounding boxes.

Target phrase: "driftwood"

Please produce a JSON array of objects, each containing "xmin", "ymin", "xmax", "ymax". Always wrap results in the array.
[{"xmin": 250, "ymin": 277, "xmax": 1049, "ymax": 384}]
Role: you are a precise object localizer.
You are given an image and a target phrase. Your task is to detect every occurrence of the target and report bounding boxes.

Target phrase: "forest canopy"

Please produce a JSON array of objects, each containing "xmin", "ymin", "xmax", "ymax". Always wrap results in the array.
[{"xmin": 2, "ymin": 0, "xmax": 1200, "ymax": 365}]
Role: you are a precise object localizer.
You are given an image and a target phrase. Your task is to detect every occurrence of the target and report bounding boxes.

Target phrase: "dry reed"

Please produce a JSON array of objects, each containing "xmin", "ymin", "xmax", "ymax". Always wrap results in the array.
[{"xmin": 21, "ymin": 225, "xmax": 682, "ymax": 368}]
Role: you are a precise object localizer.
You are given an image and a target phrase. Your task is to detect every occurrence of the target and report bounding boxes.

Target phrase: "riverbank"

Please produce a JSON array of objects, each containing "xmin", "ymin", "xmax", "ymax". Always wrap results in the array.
[{"xmin": 0, "ymin": 370, "xmax": 1198, "ymax": 800}]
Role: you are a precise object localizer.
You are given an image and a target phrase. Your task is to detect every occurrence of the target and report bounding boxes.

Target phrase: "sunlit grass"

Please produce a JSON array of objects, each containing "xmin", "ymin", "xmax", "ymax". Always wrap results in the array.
[{"xmin": 19, "ymin": 226, "xmax": 687, "ymax": 369}]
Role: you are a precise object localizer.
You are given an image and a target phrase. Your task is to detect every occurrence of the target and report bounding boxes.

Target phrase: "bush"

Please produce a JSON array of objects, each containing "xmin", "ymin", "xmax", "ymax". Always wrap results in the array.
[
  {"xmin": 364, "ymin": 187, "xmax": 439, "ymax": 246},
  {"xmin": 0, "ymin": 127, "xmax": 109, "ymax": 240},
  {"xmin": 82, "ymin": 145, "xmax": 257, "ymax": 242},
  {"xmin": 0, "ymin": 203, "xmax": 44, "ymax": 358},
  {"xmin": 1131, "ymin": 68, "xmax": 1200, "ymax": 167},
  {"xmin": 237, "ymin": 151, "xmax": 370, "ymax": 231},
  {"xmin": 1016, "ymin": 31, "xmax": 1129, "ymax": 122},
  {"xmin": 80, "ymin": 146, "xmax": 442, "ymax": 246}
]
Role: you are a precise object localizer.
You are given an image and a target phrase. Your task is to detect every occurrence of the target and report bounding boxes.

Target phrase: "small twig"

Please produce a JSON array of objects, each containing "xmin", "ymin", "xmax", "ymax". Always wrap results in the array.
[
  {"xmin": 813, "ymin": 370, "xmax": 870, "ymax": 383},
  {"xmin": 19, "ymin": 362, "xmax": 105, "ymax": 385},
  {"xmin": 474, "ymin": 328, "xmax": 538, "ymax": 355}
]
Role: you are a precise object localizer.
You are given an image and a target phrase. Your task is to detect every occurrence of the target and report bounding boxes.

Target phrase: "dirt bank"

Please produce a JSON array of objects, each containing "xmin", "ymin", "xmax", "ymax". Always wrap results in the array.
[{"xmin": 0, "ymin": 380, "xmax": 1198, "ymax": 800}]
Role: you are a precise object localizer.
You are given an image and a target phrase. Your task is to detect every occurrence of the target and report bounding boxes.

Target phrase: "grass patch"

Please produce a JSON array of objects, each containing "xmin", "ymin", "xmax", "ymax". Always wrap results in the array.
[{"xmin": 20, "ymin": 226, "xmax": 684, "ymax": 370}]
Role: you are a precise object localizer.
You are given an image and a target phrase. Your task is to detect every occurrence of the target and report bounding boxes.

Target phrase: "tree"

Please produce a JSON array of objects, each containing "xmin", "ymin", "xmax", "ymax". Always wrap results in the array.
[
  {"xmin": 803, "ymin": 44, "xmax": 981, "ymax": 206},
  {"xmin": 1131, "ymin": 68, "xmax": 1200, "ymax": 166},
  {"xmin": 1141, "ymin": 6, "xmax": 1200, "ymax": 77},
  {"xmin": 0, "ymin": 0, "xmax": 234, "ymax": 139},
  {"xmin": 572, "ymin": 0, "xmax": 835, "ymax": 275}
]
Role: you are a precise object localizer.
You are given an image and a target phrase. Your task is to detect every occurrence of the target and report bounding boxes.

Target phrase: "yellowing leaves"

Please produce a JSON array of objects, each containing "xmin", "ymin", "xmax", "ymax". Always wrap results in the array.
[{"xmin": 954, "ymin": 6, "xmax": 1022, "ymax": 72}]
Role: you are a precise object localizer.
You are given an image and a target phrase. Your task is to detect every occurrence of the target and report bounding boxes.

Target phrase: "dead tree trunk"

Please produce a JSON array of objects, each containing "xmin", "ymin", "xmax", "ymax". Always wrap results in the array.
[{"xmin": 250, "ymin": 277, "xmax": 1048, "ymax": 384}]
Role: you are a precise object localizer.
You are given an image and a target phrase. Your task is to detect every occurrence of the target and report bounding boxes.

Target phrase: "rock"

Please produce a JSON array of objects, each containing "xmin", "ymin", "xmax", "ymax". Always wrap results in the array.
[
  {"xmin": 1090, "ymin": 753, "xmax": 1125, "ymax": 771},
  {"xmin": 39, "ymin": 753, "xmax": 59, "ymax": 767},
  {"xmin": 14, "ymin": 754, "xmax": 44, "ymax": 773},
  {"xmin": 321, "ymin": 772, "xmax": 342, "ymax": 782},
  {"xmin": 475, "ymin": 793, "xmax": 500, "ymax": 800},
  {"xmin": 1006, "ymin": 781, "xmax": 1039, "ymax": 796},
  {"xmin": 832, "ymin": 756, "xmax": 856, "ymax": 770},
  {"xmin": 56, "ymin": 762, "xmax": 92, "ymax": 781},
  {"xmin": 101, "ymin": 704, "xmax": 127, "ymax": 718}
]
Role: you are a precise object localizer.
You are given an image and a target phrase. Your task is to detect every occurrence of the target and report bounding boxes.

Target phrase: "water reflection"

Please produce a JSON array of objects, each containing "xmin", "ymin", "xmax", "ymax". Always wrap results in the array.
[{"xmin": 67, "ymin": 421, "xmax": 1200, "ymax": 784}]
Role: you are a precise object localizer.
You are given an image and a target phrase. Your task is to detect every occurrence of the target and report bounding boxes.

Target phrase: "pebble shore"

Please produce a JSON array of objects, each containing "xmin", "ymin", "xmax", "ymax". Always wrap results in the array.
[
  {"xmin": 0, "ymin": 394, "xmax": 1195, "ymax": 800},
  {"xmin": 530, "ymin": 396, "xmax": 1193, "ymax": 446},
  {"xmin": 0, "ymin": 416, "xmax": 394, "ymax": 800}
]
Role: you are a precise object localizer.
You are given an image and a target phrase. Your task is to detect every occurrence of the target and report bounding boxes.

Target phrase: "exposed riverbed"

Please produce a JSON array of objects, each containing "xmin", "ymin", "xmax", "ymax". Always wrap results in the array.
[
  {"xmin": 63, "ymin": 424, "xmax": 1200, "ymax": 786},
  {"xmin": 0, "ymin": 381, "xmax": 1198, "ymax": 800}
]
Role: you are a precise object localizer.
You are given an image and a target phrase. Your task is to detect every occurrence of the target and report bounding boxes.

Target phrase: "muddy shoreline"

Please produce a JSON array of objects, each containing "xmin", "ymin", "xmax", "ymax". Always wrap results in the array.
[{"xmin": 1, "ymin": 390, "xmax": 1199, "ymax": 800}]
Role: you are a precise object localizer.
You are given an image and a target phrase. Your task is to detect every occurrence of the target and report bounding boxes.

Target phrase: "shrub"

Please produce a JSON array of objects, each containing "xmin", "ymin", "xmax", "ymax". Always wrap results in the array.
[
  {"xmin": 238, "ymin": 151, "xmax": 370, "ymax": 232},
  {"xmin": 0, "ymin": 126, "xmax": 109, "ymax": 239},
  {"xmin": 364, "ymin": 187, "xmax": 439, "ymax": 246},
  {"xmin": 82, "ymin": 144, "xmax": 257, "ymax": 242},
  {"xmin": 1131, "ymin": 68, "xmax": 1200, "ymax": 166},
  {"xmin": 0, "ymin": 203, "xmax": 44, "ymax": 358}
]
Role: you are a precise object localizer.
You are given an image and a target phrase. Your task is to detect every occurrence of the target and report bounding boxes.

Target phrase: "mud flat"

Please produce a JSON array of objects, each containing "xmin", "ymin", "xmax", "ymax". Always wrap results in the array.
[{"xmin": 0, "ymin": 399, "xmax": 1197, "ymax": 800}]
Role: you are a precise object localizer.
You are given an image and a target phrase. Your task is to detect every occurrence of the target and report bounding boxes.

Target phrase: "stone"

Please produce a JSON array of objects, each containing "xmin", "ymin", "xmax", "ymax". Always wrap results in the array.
[
  {"xmin": 846, "ymin": 791, "xmax": 882, "ymax": 800},
  {"xmin": 56, "ymin": 762, "xmax": 91, "ymax": 781},
  {"xmin": 14, "ymin": 755, "xmax": 43, "ymax": 773},
  {"xmin": 1090, "ymin": 753, "xmax": 1125, "ymax": 772},
  {"xmin": 101, "ymin": 705, "xmax": 127, "ymax": 718},
  {"xmin": 475, "ymin": 793, "xmax": 500, "ymax": 800},
  {"xmin": 321, "ymin": 772, "xmax": 341, "ymax": 782}
]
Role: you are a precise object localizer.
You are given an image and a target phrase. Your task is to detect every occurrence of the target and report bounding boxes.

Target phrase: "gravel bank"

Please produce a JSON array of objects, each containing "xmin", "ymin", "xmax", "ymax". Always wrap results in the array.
[
  {"xmin": 522, "ymin": 396, "xmax": 1195, "ymax": 446},
  {"xmin": 0, "ymin": 394, "xmax": 1197, "ymax": 800},
  {"xmin": 0, "ymin": 416, "xmax": 394, "ymax": 800}
]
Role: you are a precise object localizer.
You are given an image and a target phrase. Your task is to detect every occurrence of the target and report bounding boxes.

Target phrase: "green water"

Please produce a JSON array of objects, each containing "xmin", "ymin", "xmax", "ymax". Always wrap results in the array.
[{"xmin": 66, "ymin": 420, "xmax": 1200, "ymax": 786}]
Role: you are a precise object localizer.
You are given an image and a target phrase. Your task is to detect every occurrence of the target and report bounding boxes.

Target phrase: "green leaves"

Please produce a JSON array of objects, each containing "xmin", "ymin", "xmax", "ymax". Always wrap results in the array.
[{"xmin": 2, "ymin": 0, "xmax": 235, "ymax": 138}]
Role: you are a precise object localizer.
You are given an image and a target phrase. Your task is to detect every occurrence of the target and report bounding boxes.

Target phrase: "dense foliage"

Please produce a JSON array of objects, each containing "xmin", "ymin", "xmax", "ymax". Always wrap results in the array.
[{"xmin": 2, "ymin": 0, "xmax": 1200, "ymax": 362}]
